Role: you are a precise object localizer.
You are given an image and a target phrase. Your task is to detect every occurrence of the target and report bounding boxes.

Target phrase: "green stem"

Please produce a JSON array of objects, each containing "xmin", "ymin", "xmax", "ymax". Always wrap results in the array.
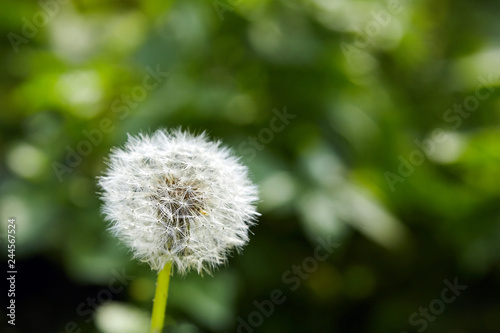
[{"xmin": 150, "ymin": 262, "xmax": 172, "ymax": 333}]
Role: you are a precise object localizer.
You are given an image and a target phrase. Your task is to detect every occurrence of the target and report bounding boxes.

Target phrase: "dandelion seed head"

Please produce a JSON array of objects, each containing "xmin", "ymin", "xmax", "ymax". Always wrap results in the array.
[{"xmin": 98, "ymin": 129, "xmax": 259, "ymax": 274}]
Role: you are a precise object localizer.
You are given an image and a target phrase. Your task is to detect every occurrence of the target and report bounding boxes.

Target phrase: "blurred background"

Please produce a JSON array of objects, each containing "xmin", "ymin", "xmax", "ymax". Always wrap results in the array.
[{"xmin": 1, "ymin": 0, "xmax": 500, "ymax": 332}]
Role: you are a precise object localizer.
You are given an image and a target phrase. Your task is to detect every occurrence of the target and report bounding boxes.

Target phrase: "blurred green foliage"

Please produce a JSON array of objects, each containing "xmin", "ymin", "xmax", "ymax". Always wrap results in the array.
[{"xmin": 1, "ymin": 0, "xmax": 500, "ymax": 332}]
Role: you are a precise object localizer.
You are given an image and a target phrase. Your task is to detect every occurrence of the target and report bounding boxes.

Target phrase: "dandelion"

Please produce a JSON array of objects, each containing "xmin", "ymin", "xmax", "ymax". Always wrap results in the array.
[{"xmin": 98, "ymin": 129, "xmax": 259, "ymax": 333}]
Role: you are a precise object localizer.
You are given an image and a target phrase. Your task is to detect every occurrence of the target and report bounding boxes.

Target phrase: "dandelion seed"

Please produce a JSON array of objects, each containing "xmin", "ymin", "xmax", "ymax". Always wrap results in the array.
[
  {"xmin": 98, "ymin": 128, "xmax": 260, "ymax": 274},
  {"xmin": 98, "ymin": 129, "xmax": 259, "ymax": 333}
]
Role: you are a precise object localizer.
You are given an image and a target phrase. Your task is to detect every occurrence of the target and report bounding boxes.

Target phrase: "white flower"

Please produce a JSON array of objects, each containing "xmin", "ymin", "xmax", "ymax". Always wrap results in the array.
[{"xmin": 98, "ymin": 129, "xmax": 259, "ymax": 274}]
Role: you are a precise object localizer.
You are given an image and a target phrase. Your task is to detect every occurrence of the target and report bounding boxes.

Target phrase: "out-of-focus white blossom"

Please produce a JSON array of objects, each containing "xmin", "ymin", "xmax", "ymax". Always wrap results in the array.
[{"xmin": 98, "ymin": 129, "xmax": 259, "ymax": 274}]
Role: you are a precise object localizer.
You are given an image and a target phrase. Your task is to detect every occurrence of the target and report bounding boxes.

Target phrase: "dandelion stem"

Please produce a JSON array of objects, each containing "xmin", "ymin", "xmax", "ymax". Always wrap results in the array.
[{"xmin": 150, "ymin": 261, "xmax": 172, "ymax": 333}]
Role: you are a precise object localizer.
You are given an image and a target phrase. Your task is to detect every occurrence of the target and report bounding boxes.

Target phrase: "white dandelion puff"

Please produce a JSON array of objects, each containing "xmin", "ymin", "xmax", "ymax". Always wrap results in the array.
[{"xmin": 98, "ymin": 129, "xmax": 259, "ymax": 274}]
